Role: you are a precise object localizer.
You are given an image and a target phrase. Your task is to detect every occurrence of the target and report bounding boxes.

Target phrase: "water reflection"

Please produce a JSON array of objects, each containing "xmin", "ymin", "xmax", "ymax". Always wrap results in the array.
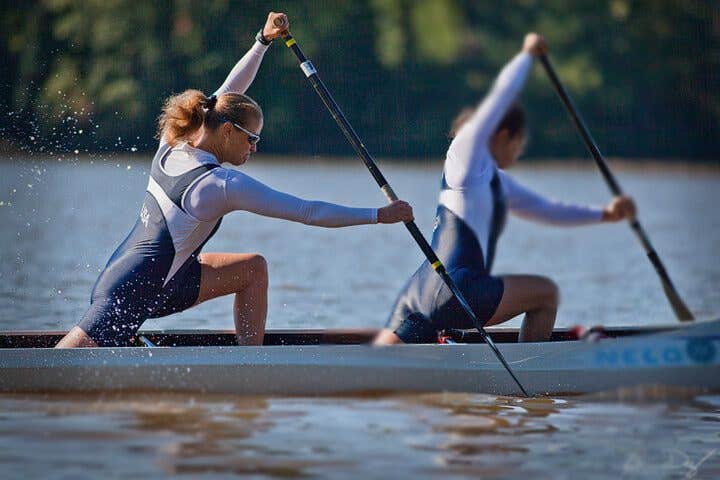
[{"xmin": 0, "ymin": 391, "xmax": 718, "ymax": 478}]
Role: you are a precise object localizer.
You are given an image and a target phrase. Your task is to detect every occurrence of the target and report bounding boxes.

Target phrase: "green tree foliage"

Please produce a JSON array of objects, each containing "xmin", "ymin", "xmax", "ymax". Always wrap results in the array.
[{"xmin": 1, "ymin": 0, "xmax": 718, "ymax": 159}]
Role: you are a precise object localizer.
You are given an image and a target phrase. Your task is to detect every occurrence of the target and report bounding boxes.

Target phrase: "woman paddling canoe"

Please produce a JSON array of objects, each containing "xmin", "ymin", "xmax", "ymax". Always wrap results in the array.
[
  {"xmin": 375, "ymin": 33, "xmax": 635, "ymax": 345},
  {"xmin": 56, "ymin": 12, "xmax": 413, "ymax": 348}
]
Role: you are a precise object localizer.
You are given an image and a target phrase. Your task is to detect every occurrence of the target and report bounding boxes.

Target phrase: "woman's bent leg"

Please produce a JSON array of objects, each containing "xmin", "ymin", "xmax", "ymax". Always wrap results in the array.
[
  {"xmin": 486, "ymin": 275, "xmax": 559, "ymax": 342},
  {"xmin": 195, "ymin": 253, "xmax": 268, "ymax": 345}
]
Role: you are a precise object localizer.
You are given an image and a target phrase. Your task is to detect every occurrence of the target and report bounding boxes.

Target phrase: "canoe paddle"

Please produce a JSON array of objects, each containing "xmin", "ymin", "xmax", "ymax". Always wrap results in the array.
[
  {"xmin": 275, "ymin": 21, "xmax": 530, "ymax": 397},
  {"xmin": 539, "ymin": 54, "xmax": 694, "ymax": 322}
]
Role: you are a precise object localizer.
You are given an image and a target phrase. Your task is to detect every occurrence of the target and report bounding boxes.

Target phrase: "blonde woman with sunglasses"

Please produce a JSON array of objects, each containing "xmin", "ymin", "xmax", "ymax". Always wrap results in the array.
[{"xmin": 57, "ymin": 12, "xmax": 413, "ymax": 348}]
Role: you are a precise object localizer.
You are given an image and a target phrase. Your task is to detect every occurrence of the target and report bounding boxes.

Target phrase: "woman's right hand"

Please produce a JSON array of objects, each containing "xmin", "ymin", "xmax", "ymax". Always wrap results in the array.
[
  {"xmin": 522, "ymin": 33, "xmax": 548, "ymax": 57},
  {"xmin": 262, "ymin": 12, "xmax": 289, "ymax": 41},
  {"xmin": 378, "ymin": 200, "xmax": 414, "ymax": 224}
]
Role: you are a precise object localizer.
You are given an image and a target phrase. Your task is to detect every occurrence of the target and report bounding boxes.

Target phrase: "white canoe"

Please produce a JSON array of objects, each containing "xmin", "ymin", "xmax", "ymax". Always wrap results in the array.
[{"xmin": 1, "ymin": 319, "xmax": 718, "ymax": 396}]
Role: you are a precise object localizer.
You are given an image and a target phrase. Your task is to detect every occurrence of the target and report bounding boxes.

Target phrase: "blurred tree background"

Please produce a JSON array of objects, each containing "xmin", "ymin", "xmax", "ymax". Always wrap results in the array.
[{"xmin": 1, "ymin": 0, "xmax": 718, "ymax": 159}]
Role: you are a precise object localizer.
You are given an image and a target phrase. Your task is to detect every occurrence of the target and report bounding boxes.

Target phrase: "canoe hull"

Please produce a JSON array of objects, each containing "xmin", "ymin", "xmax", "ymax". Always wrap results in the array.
[{"xmin": 1, "ymin": 319, "xmax": 718, "ymax": 396}]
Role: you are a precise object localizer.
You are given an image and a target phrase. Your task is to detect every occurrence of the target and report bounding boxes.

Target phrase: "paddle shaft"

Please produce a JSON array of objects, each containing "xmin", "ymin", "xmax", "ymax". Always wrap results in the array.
[
  {"xmin": 276, "ymin": 26, "xmax": 529, "ymax": 397},
  {"xmin": 539, "ymin": 55, "xmax": 694, "ymax": 322}
]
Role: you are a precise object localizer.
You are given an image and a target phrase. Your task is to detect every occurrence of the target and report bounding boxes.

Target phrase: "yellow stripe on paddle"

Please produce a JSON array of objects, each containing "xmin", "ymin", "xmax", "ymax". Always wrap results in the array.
[{"xmin": 285, "ymin": 38, "xmax": 296, "ymax": 48}]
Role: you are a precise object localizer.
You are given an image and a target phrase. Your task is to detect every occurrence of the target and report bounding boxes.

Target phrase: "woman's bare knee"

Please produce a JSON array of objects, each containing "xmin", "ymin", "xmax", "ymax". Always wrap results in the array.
[
  {"xmin": 541, "ymin": 278, "xmax": 560, "ymax": 310},
  {"xmin": 245, "ymin": 254, "xmax": 268, "ymax": 291},
  {"xmin": 196, "ymin": 252, "xmax": 270, "ymax": 305},
  {"xmin": 524, "ymin": 275, "xmax": 559, "ymax": 311}
]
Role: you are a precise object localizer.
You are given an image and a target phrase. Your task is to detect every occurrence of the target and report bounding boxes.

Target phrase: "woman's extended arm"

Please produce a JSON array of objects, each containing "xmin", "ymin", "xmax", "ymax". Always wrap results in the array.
[
  {"xmin": 185, "ymin": 168, "xmax": 412, "ymax": 227},
  {"xmin": 500, "ymin": 170, "xmax": 605, "ymax": 226},
  {"xmin": 223, "ymin": 170, "xmax": 415, "ymax": 226},
  {"xmin": 223, "ymin": 170, "xmax": 377, "ymax": 227}
]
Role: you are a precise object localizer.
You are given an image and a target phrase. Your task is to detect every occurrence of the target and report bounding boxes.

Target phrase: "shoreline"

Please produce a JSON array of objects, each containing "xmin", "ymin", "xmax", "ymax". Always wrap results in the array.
[{"xmin": 0, "ymin": 149, "xmax": 718, "ymax": 174}]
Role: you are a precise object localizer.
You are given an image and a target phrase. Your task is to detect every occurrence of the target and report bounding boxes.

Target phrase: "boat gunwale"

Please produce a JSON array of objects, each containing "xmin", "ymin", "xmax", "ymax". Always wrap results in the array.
[{"xmin": 0, "ymin": 322, "xmax": 692, "ymax": 349}]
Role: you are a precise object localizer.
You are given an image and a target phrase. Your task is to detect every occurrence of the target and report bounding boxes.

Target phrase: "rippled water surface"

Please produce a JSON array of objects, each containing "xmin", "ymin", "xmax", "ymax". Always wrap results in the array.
[
  {"xmin": 0, "ymin": 157, "xmax": 718, "ymax": 478},
  {"xmin": 1, "ymin": 392, "xmax": 719, "ymax": 479}
]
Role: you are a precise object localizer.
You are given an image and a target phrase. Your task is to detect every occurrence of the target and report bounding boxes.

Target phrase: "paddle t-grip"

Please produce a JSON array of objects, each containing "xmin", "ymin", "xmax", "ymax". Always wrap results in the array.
[{"xmin": 273, "ymin": 16, "xmax": 291, "ymax": 40}]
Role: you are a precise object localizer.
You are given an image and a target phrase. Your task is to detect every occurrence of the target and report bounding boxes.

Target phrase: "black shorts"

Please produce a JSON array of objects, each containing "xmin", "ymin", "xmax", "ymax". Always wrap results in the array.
[
  {"xmin": 386, "ymin": 262, "xmax": 504, "ymax": 343},
  {"xmin": 78, "ymin": 256, "xmax": 202, "ymax": 347}
]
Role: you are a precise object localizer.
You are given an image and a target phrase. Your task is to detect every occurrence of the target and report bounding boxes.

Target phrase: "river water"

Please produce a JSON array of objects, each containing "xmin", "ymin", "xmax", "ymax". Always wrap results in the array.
[{"xmin": 0, "ymin": 156, "xmax": 718, "ymax": 478}]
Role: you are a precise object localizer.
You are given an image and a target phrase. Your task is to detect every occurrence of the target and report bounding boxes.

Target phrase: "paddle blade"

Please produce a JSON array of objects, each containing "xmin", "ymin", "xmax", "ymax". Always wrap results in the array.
[{"xmin": 661, "ymin": 281, "xmax": 695, "ymax": 322}]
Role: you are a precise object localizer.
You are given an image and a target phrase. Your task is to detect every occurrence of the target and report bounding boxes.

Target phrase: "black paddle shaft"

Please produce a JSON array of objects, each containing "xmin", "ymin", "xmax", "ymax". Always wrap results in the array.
[
  {"xmin": 277, "ymin": 29, "xmax": 529, "ymax": 397},
  {"xmin": 539, "ymin": 55, "xmax": 693, "ymax": 322}
]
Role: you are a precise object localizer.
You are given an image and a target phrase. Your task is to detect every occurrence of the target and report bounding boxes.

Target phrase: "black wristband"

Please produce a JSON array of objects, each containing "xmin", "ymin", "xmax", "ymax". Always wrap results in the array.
[{"xmin": 255, "ymin": 29, "xmax": 271, "ymax": 46}]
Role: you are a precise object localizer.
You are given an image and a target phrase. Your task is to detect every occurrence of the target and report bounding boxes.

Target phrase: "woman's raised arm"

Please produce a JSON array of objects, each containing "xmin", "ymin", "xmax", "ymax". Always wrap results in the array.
[
  {"xmin": 445, "ymin": 34, "xmax": 546, "ymax": 186},
  {"xmin": 214, "ymin": 12, "xmax": 289, "ymax": 96}
]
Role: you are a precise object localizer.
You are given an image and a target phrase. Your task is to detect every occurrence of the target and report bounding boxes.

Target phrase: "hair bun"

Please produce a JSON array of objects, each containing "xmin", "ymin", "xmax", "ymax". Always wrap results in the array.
[{"xmin": 204, "ymin": 94, "xmax": 218, "ymax": 111}]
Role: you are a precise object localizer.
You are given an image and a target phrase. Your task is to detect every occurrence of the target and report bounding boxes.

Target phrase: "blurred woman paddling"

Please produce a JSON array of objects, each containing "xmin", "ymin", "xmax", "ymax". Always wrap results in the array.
[
  {"xmin": 375, "ymin": 33, "xmax": 634, "ymax": 345},
  {"xmin": 57, "ymin": 12, "xmax": 413, "ymax": 348}
]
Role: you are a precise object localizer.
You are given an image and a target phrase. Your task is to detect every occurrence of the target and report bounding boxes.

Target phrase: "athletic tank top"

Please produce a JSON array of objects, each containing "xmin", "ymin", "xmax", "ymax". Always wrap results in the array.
[
  {"xmin": 93, "ymin": 143, "xmax": 222, "ymax": 300},
  {"xmin": 433, "ymin": 168, "xmax": 507, "ymax": 275}
]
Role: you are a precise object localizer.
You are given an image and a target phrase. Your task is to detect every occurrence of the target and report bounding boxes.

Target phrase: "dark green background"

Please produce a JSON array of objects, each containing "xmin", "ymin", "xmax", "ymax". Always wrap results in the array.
[{"xmin": 2, "ymin": 0, "xmax": 718, "ymax": 159}]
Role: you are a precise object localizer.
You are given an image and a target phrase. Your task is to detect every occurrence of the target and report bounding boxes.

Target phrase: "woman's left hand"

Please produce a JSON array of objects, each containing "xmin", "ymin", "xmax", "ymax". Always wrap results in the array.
[
  {"xmin": 262, "ymin": 12, "xmax": 289, "ymax": 41},
  {"xmin": 602, "ymin": 195, "xmax": 637, "ymax": 222}
]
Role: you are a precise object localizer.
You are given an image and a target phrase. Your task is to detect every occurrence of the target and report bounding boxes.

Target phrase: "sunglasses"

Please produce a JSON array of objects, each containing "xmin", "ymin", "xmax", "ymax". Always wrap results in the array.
[{"xmin": 220, "ymin": 117, "xmax": 260, "ymax": 145}]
